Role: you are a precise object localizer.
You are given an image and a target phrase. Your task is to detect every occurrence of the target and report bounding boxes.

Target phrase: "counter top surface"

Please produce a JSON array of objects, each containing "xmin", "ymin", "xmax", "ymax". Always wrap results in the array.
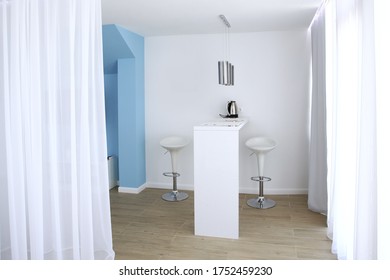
[{"xmin": 194, "ymin": 118, "xmax": 248, "ymax": 131}]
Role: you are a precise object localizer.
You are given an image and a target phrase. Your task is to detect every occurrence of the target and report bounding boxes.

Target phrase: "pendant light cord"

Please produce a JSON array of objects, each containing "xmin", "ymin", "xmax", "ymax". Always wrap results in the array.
[
  {"xmin": 220, "ymin": 15, "xmax": 231, "ymax": 61},
  {"xmin": 225, "ymin": 25, "xmax": 228, "ymax": 61},
  {"xmin": 227, "ymin": 25, "xmax": 230, "ymax": 61}
]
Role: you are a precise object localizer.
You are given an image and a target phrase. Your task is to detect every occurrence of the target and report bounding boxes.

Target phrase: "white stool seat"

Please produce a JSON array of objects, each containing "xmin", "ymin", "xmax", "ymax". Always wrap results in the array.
[
  {"xmin": 160, "ymin": 136, "xmax": 189, "ymax": 152},
  {"xmin": 246, "ymin": 137, "xmax": 276, "ymax": 177},
  {"xmin": 160, "ymin": 136, "xmax": 189, "ymax": 202},
  {"xmin": 246, "ymin": 136, "xmax": 276, "ymax": 209},
  {"xmin": 245, "ymin": 137, "xmax": 276, "ymax": 154},
  {"xmin": 160, "ymin": 136, "xmax": 189, "ymax": 173}
]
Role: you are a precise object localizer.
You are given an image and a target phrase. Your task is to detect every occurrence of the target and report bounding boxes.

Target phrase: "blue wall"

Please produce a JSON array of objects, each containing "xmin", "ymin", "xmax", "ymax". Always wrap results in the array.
[{"xmin": 103, "ymin": 24, "xmax": 145, "ymax": 189}]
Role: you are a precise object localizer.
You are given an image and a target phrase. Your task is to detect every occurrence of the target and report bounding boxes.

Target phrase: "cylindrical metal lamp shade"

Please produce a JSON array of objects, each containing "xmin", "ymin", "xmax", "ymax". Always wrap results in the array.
[
  {"xmin": 227, "ymin": 62, "xmax": 231, "ymax": 85},
  {"xmin": 231, "ymin": 65, "xmax": 234, "ymax": 86},
  {"xmin": 218, "ymin": 60, "xmax": 235, "ymax": 86},
  {"xmin": 223, "ymin": 61, "xmax": 228, "ymax": 85},
  {"xmin": 218, "ymin": 61, "xmax": 224, "ymax": 84}
]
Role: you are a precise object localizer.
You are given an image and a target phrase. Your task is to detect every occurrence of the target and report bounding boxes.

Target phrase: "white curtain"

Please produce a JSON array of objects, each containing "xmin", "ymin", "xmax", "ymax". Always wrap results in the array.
[
  {"xmin": 0, "ymin": 0, "xmax": 115, "ymax": 259},
  {"xmin": 325, "ymin": 0, "xmax": 390, "ymax": 260},
  {"xmin": 374, "ymin": 0, "xmax": 390, "ymax": 261},
  {"xmin": 308, "ymin": 3, "xmax": 328, "ymax": 214}
]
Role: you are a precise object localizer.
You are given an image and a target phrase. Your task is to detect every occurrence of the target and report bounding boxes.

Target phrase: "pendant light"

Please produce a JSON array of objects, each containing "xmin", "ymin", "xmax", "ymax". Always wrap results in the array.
[{"xmin": 218, "ymin": 15, "xmax": 234, "ymax": 86}]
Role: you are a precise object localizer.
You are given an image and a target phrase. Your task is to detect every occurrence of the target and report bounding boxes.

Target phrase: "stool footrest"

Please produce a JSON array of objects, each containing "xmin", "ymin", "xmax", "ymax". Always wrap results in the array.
[
  {"xmin": 250, "ymin": 176, "xmax": 271, "ymax": 182},
  {"xmin": 163, "ymin": 172, "xmax": 180, "ymax": 178}
]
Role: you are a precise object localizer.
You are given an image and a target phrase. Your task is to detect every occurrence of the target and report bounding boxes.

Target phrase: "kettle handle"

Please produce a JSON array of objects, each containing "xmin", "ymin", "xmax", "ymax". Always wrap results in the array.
[{"xmin": 226, "ymin": 101, "xmax": 231, "ymax": 112}]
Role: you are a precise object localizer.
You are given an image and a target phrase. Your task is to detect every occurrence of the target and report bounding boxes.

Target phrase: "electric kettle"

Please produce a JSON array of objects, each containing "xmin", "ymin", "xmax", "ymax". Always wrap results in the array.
[
  {"xmin": 226, "ymin": 101, "xmax": 238, "ymax": 118},
  {"xmin": 219, "ymin": 100, "xmax": 239, "ymax": 118}
]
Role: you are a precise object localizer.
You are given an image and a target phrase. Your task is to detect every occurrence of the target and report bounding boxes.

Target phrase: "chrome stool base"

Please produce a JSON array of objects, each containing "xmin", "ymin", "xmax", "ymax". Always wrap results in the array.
[
  {"xmin": 162, "ymin": 172, "xmax": 188, "ymax": 202},
  {"xmin": 162, "ymin": 191, "xmax": 189, "ymax": 202},
  {"xmin": 247, "ymin": 197, "xmax": 276, "ymax": 209},
  {"xmin": 247, "ymin": 176, "xmax": 276, "ymax": 209}
]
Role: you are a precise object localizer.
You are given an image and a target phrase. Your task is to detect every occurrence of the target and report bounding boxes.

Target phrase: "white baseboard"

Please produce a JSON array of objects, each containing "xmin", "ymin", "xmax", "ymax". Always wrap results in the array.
[
  {"xmin": 118, "ymin": 183, "xmax": 147, "ymax": 194},
  {"xmin": 116, "ymin": 180, "xmax": 307, "ymax": 195},
  {"xmin": 145, "ymin": 182, "xmax": 308, "ymax": 195},
  {"xmin": 239, "ymin": 186, "xmax": 308, "ymax": 195},
  {"xmin": 145, "ymin": 182, "xmax": 194, "ymax": 191}
]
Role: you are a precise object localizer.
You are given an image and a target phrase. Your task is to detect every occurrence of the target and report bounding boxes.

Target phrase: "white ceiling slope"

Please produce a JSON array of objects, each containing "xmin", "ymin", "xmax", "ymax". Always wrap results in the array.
[{"xmin": 101, "ymin": 0, "xmax": 323, "ymax": 37}]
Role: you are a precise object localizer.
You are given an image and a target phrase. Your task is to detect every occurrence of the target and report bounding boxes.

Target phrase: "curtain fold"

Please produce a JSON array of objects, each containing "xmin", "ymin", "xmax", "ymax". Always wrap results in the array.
[
  {"xmin": 308, "ymin": 4, "xmax": 328, "ymax": 214},
  {"xmin": 0, "ymin": 0, "xmax": 114, "ymax": 260}
]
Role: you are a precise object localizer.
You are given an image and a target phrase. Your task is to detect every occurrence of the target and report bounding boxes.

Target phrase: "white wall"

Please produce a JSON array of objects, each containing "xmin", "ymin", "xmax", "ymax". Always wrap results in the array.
[{"xmin": 145, "ymin": 30, "xmax": 311, "ymax": 194}]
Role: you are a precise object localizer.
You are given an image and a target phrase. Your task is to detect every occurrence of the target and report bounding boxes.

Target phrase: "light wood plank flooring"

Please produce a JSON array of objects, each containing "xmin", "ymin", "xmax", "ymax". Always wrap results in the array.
[{"xmin": 110, "ymin": 187, "xmax": 336, "ymax": 260}]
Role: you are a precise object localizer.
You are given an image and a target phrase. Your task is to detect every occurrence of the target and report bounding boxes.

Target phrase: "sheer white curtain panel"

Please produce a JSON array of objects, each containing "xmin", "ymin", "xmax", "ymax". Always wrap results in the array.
[
  {"xmin": 0, "ymin": 0, "xmax": 114, "ymax": 259},
  {"xmin": 374, "ymin": 0, "xmax": 390, "ymax": 260},
  {"xmin": 325, "ymin": 0, "xmax": 390, "ymax": 259}
]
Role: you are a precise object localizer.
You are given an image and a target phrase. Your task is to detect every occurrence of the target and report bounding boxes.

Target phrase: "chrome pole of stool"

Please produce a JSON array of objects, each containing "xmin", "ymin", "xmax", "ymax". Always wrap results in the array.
[
  {"xmin": 247, "ymin": 176, "xmax": 275, "ymax": 209},
  {"xmin": 160, "ymin": 136, "xmax": 189, "ymax": 202},
  {"xmin": 162, "ymin": 171, "xmax": 188, "ymax": 201},
  {"xmin": 245, "ymin": 136, "xmax": 277, "ymax": 209}
]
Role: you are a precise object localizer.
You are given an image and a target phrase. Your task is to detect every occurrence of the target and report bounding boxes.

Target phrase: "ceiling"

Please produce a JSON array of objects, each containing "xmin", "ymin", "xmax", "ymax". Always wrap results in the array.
[{"xmin": 101, "ymin": 0, "xmax": 324, "ymax": 37}]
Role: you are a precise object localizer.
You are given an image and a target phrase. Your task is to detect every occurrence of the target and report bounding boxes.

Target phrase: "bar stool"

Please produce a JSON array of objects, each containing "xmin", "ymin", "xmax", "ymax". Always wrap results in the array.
[
  {"xmin": 246, "ymin": 136, "xmax": 277, "ymax": 209},
  {"xmin": 160, "ymin": 136, "xmax": 189, "ymax": 202}
]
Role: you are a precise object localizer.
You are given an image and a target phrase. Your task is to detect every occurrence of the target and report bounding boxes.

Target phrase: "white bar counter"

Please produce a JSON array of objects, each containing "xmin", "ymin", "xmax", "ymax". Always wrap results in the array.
[{"xmin": 194, "ymin": 118, "xmax": 248, "ymax": 239}]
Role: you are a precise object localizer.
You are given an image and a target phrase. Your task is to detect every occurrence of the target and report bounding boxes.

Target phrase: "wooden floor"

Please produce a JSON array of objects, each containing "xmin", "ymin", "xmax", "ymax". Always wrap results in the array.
[{"xmin": 110, "ymin": 187, "xmax": 336, "ymax": 260}]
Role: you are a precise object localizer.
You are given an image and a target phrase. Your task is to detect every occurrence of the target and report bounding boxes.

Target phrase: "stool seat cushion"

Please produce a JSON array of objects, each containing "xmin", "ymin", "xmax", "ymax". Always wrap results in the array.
[
  {"xmin": 160, "ymin": 136, "xmax": 189, "ymax": 151},
  {"xmin": 245, "ymin": 136, "xmax": 276, "ymax": 154}
]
